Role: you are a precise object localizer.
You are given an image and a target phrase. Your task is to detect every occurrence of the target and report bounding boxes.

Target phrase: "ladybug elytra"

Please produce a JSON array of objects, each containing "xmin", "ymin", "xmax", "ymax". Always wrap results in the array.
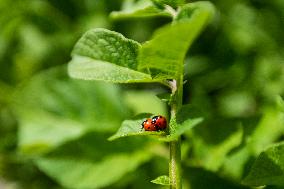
[
  {"xmin": 141, "ymin": 118, "xmax": 156, "ymax": 131},
  {"xmin": 151, "ymin": 115, "xmax": 167, "ymax": 130},
  {"xmin": 141, "ymin": 115, "xmax": 167, "ymax": 131}
]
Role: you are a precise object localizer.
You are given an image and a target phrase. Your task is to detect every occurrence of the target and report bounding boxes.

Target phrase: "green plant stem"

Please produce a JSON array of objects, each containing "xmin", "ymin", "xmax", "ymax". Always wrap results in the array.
[
  {"xmin": 169, "ymin": 138, "xmax": 182, "ymax": 189},
  {"xmin": 169, "ymin": 74, "xmax": 183, "ymax": 189}
]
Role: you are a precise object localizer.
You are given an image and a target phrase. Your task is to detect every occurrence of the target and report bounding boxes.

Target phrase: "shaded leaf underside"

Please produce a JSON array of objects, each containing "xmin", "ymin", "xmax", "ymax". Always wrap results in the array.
[{"xmin": 68, "ymin": 56, "xmax": 152, "ymax": 83}]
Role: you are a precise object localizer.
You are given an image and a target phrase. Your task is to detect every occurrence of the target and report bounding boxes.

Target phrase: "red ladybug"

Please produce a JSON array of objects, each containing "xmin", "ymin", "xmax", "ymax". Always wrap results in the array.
[
  {"xmin": 151, "ymin": 115, "xmax": 167, "ymax": 130},
  {"xmin": 141, "ymin": 118, "xmax": 157, "ymax": 131}
]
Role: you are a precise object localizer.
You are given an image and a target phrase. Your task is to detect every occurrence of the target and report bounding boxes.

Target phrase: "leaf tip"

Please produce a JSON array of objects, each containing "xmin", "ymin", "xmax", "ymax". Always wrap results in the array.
[{"xmin": 151, "ymin": 175, "xmax": 170, "ymax": 185}]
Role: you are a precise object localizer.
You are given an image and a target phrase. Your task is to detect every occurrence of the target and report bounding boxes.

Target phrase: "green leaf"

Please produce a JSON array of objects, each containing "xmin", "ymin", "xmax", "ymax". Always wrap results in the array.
[
  {"xmin": 138, "ymin": 1, "xmax": 215, "ymax": 79},
  {"xmin": 249, "ymin": 107, "xmax": 284, "ymax": 155},
  {"xmin": 190, "ymin": 122, "xmax": 244, "ymax": 171},
  {"xmin": 276, "ymin": 96, "xmax": 284, "ymax": 112},
  {"xmin": 18, "ymin": 111, "xmax": 85, "ymax": 155},
  {"xmin": 222, "ymin": 147, "xmax": 251, "ymax": 180},
  {"xmin": 205, "ymin": 125, "xmax": 243, "ymax": 171},
  {"xmin": 160, "ymin": 117, "xmax": 203, "ymax": 142},
  {"xmin": 243, "ymin": 142, "xmax": 284, "ymax": 186},
  {"xmin": 222, "ymin": 106, "xmax": 284, "ymax": 180},
  {"xmin": 108, "ymin": 114, "xmax": 166, "ymax": 141},
  {"xmin": 110, "ymin": 0, "xmax": 171, "ymax": 19},
  {"xmin": 158, "ymin": 104, "xmax": 204, "ymax": 141},
  {"xmin": 151, "ymin": 0, "xmax": 185, "ymax": 8},
  {"xmin": 14, "ymin": 67, "xmax": 129, "ymax": 154},
  {"xmin": 69, "ymin": 56, "xmax": 152, "ymax": 83},
  {"xmin": 151, "ymin": 175, "xmax": 170, "ymax": 185},
  {"xmin": 36, "ymin": 150, "xmax": 152, "ymax": 189},
  {"xmin": 68, "ymin": 28, "xmax": 155, "ymax": 83},
  {"xmin": 171, "ymin": 117, "xmax": 203, "ymax": 138},
  {"xmin": 32, "ymin": 132, "xmax": 156, "ymax": 188},
  {"xmin": 71, "ymin": 28, "xmax": 140, "ymax": 69}
]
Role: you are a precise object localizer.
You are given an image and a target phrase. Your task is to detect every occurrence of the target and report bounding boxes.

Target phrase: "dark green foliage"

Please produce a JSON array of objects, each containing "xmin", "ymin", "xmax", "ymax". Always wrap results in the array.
[
  {"xmin": 184, "ymin": 166, "xmax": 250, "ymax": 189},
  {"xmin": 243, "ymin": 142, "xmax": 284, "ymax": 186}
]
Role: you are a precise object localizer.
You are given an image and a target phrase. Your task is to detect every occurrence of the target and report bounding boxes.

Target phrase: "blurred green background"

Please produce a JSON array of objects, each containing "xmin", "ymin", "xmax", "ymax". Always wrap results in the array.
[{"xmin": 0, "ymin": 0, "xmax": 284, "ymax": 189}]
